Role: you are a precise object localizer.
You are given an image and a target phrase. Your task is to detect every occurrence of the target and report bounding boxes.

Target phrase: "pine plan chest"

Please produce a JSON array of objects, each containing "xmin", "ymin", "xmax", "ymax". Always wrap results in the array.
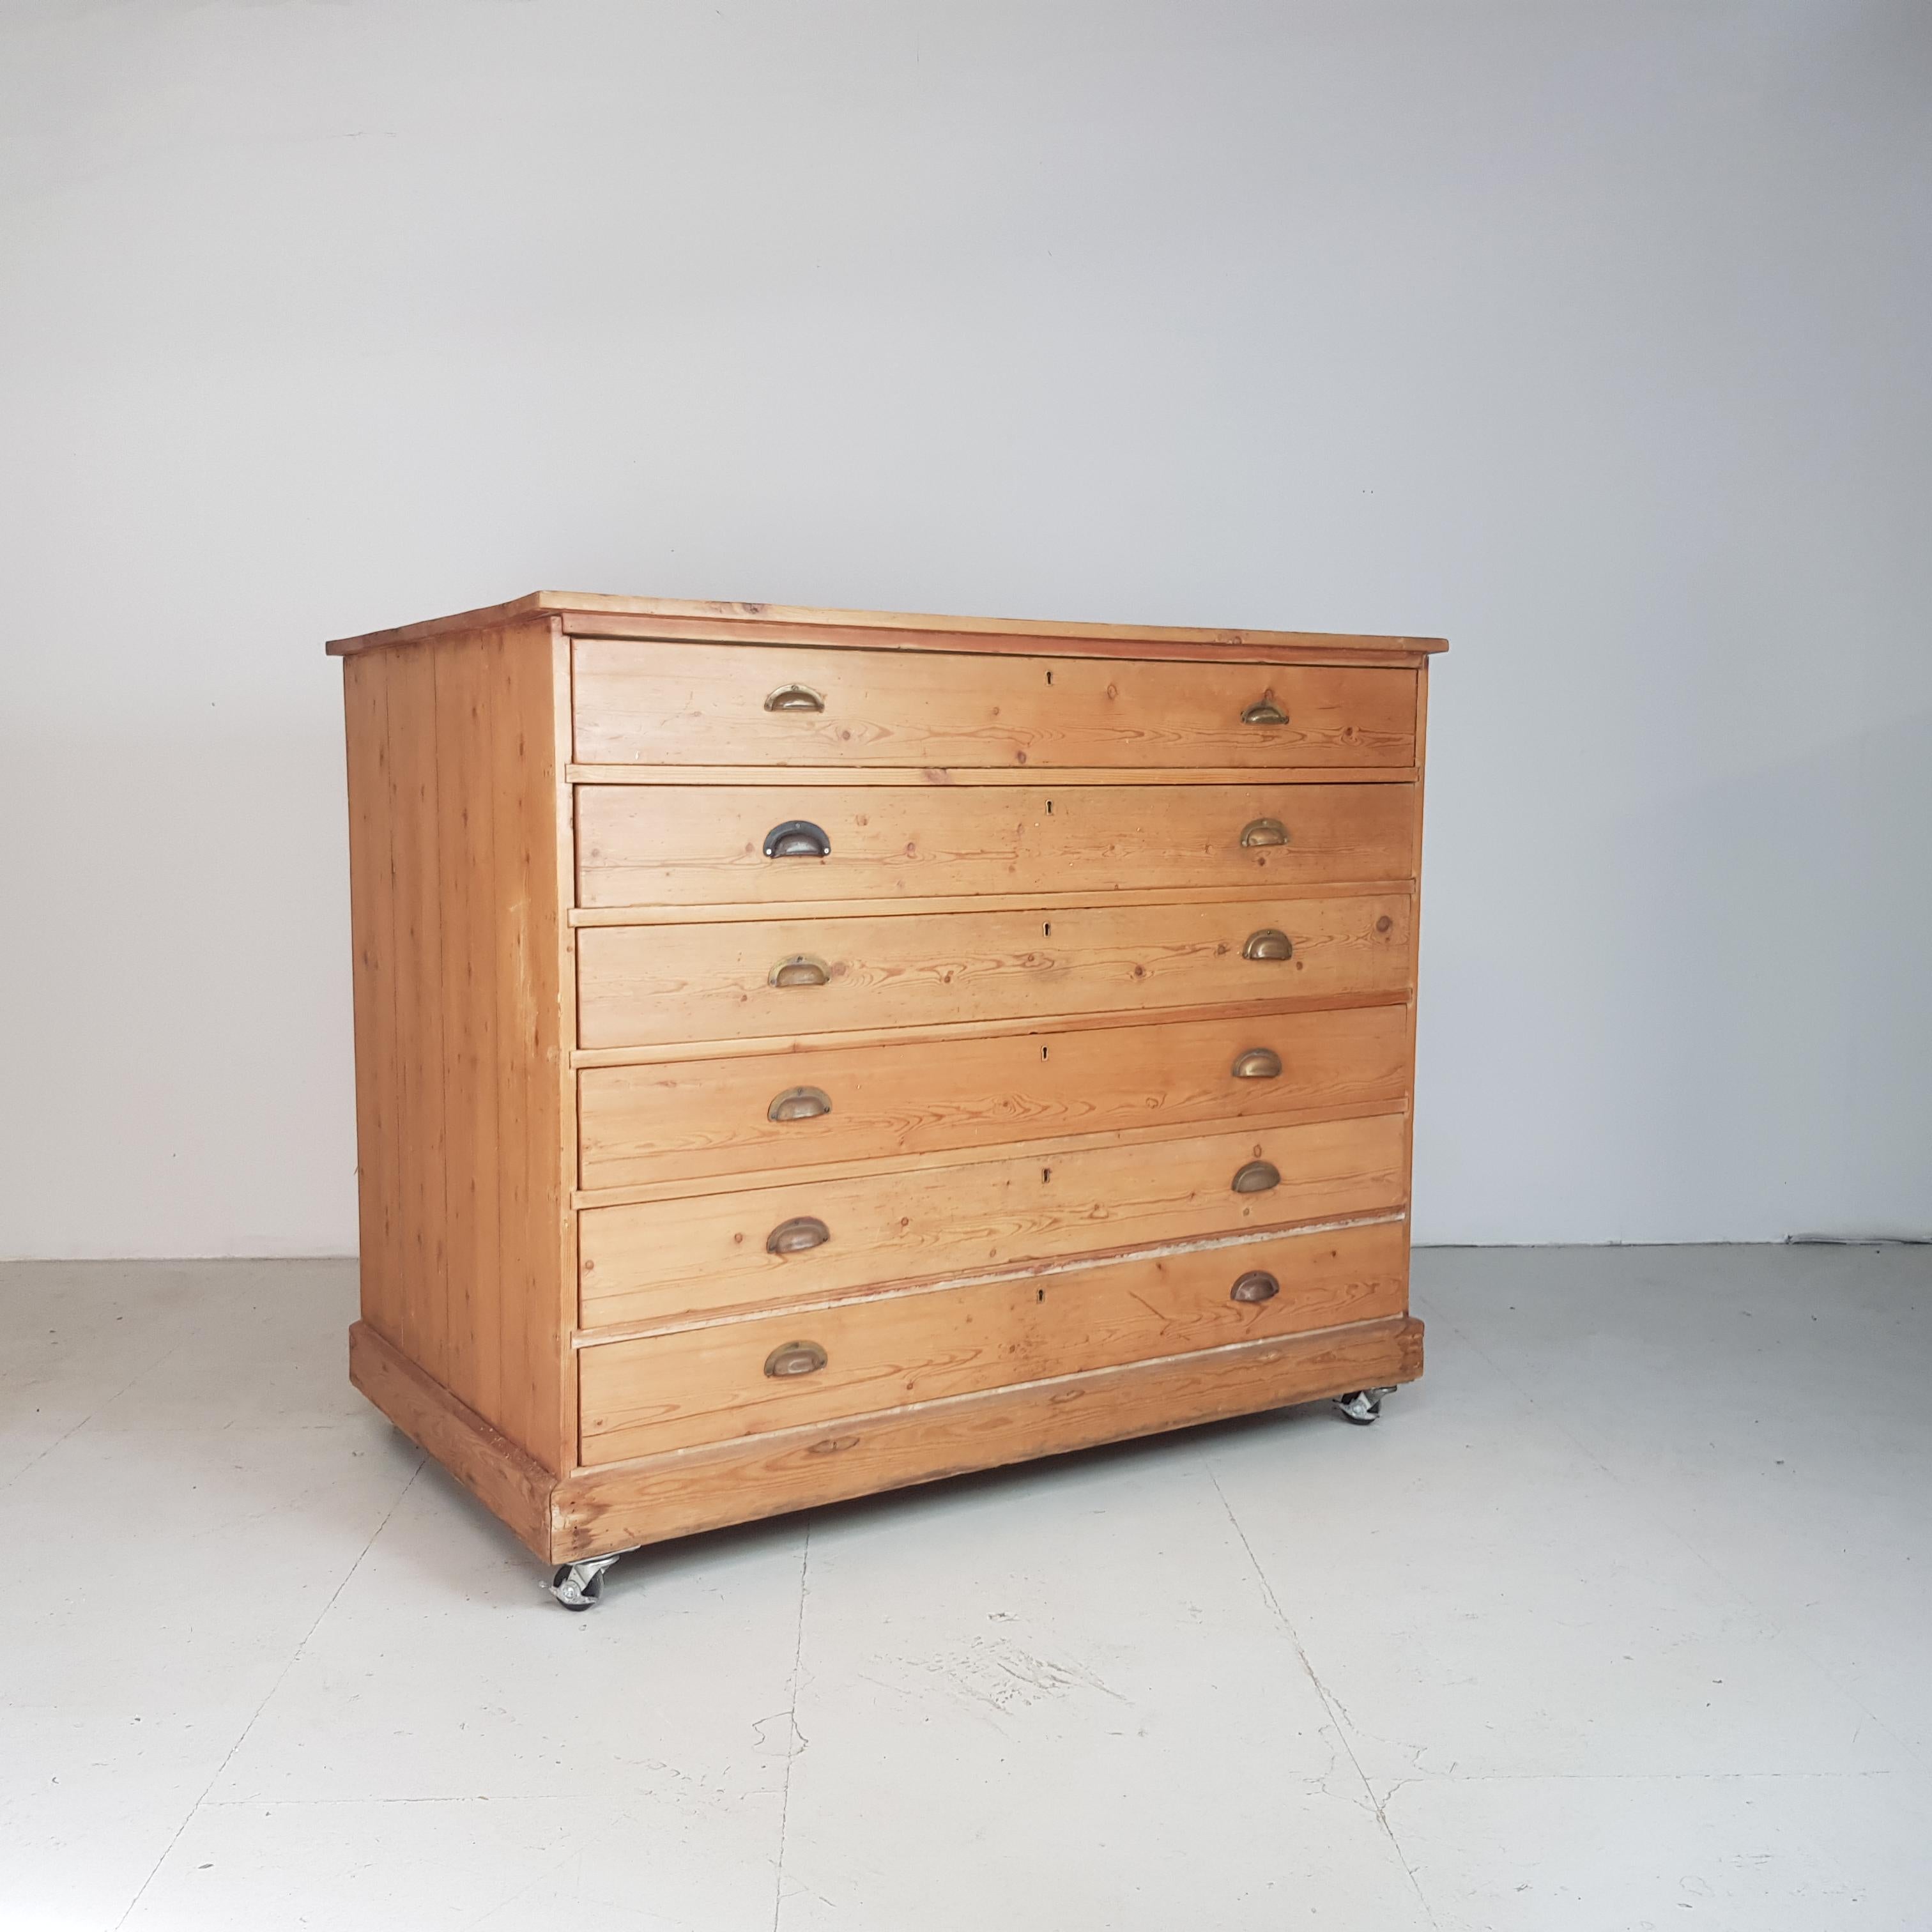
[{"xmin": 330, "ymin": 592, "xmax": 1446, "ymax": 1609}]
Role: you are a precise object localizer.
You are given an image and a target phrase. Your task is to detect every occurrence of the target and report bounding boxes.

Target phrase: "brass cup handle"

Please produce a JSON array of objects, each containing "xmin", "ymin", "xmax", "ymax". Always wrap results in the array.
[
  {"xmin": 768, "ymin": 1085, "xmax": 832, "ymax": 1123},
  {"xmin": 1243, "ymin": 929, "xmax": 1293, "ymax": 962},
  {"xmin": 1239, "ymin": 817, "xmax": 1289, "ymax": 848},
  {"xmin": 764, "ymin": 1340, "xmax": 829, "ymax": 1378},
  {"xmin": 1230, "ymin": 1270, "xmax": 1280, "ymax": 1304},
  {"xmin": 1232, "ymin": 1160, "xmax": 1281, "ymax": 1194},
  {"xmin": 1240, "ymin": 700, "xmax": 1289, "ymax": 726},
  {"xmin": 765, "ymin": 684, "xmax": 825, "ymax": 712},
  {"xmin": 767, "ymin": 1216, "xmax": 831, "ymax": 1255},
  {"xmin": 1231, "ymin": 1047, "xmax": 1282, "ymax": 1080},
  {"xmin": 764, "ymin": 820, "xmax": 831, "ymax": 859},
  {"xmin": 770, "ymin": 955, "xmax": 830, "ymax": 988}
]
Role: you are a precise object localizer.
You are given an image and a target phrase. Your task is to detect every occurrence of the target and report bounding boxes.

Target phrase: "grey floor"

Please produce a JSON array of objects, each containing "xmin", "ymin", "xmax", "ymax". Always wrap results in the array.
[{"xmin": 3, "ymin": 1245, "xmax": 1928, "ymax": 1931}]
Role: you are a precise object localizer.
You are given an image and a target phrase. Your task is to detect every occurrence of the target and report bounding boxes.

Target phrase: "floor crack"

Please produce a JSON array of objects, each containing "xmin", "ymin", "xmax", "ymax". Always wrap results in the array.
[
  {"xmin": 109, "ymin": 1451, "xmax": 425, "ymax": 1928},
  {"xmin": 0, "ymin": 1339, "xmax": 190, "ymax": 1498},
  {"xmin": 1202, "ymin": 1450, "xmax": 1442, "ymax": 1931},
  {"xmin": 770, "ymin": 1521, "xmax": 813, "ymax": 1932},
  {"xmin": 1413, "ymin": 1287, "xmax": 1930, "ymax": 1777}
]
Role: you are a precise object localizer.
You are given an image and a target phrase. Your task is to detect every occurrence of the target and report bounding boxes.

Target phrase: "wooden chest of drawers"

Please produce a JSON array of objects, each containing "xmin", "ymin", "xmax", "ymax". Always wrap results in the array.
[{"xmin": 330, "ymin": 592, "xmax": 1445, "ymax": 1609}]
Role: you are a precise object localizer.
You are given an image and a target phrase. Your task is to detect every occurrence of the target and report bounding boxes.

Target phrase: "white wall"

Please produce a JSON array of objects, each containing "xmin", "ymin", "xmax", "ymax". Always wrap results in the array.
[{"xmin": 1, "ymin": 0, "xmax": 1926, "ymax": 1257}]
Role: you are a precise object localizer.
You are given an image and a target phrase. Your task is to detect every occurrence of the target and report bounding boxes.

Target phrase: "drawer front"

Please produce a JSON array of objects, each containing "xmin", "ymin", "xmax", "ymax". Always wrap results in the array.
[
  {"xmin": 578, "ymin": 1218, "xmax": 1409, "ymax": 1463},
  {"xmin": 577, "ymin": 894, "xmax": 1411, "ymax": 1049},
  {"xmin": 572, "ymin": 639, "xmax": 1416, "ymax": 769},
  {"xmin": 579, "ymin": 1110, "xmax": 1409, "ymax": 1330},
  {"xmin": 578, "ymin": 1002, "xmax": 1411, "ymax": 1190},
  {"xmin": 576, "ymin": 782, "xmax": 1416, "ymax": 908}
]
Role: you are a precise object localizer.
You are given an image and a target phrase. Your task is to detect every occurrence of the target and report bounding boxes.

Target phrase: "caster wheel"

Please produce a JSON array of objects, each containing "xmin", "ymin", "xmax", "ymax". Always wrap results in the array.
[
  {"xmin": 550, "ymin": 1552, "xmax": 627, "ymax": 1611},
  {"xmin": 551, "ymin": 1565, "xmax": 603, "ymax": 1611},
  {"xmin": 1333, "ymin": 1386, "xmax": 1395, "ymax": 1426}
]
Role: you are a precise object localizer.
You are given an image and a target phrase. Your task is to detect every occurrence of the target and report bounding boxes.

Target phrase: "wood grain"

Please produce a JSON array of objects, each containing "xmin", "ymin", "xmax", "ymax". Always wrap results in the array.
[
  {"xmin": 335, "ymin": 594, "xmax": 1441, "ymax": 1570},
  {"xmin": 342, "ymin": 654, "xmax": 400, "ymax": 1349},
  {"xmin": 576, "ymin": 781, "xmax": 1416, "ymax": 908},
  {"xmin": 570, "ymin": 989, "xmax": 1407, "ymax": 1070},
  {"xmin": 545, "ymin": 628, "xmax": 583, "ymax": 1463},
  {"xmin": 327, "ymin": 589, "xmax": 1448, "ymax": 661},
  {"xmin": 578, "ymin": 1111, "xmax": 1409, "ymax": 1331},
  {"xmin": 556, "ymin": 1315, "xmax": 1422, "ymax": 1556},
  {"xmin": 386, "ymin": 643, "xmax": 447, "ymax": 1377},
  {"xmin": 350, "ymin": 1320, "xmax": 557, "ymax": 1560},
  {"xmin": 571, "ymin": 884, "xmax": 1414, "ymax": 928},
  {"xmin": 1405, "ymin": 663, "xmax": 1431, "ymax": 1276},
  {"xmin": 567, "ymin": 763, "xmax": 1421, "ymax": 788},
  {"xmin": 565, "ymin": 613, "xmax": 1435, "ymax": 669},
  {"xmin": 576, "ymin": 1000, "xmax": 1411, "ymax": 1190},
  {"xmin": 575, "ymin": 1097, "xmax": 1406, "ymax": 1212},
  {"xmin": 578, "ymin": 1218, "xmax": 1408, "ymax": 1462},
  {"xmin": 576, "ymin": 893, "xmax": 1413, "ymax": 1049},
  {"xmin": 572, "ymin": 638, "xmax": 1417, "ymax": 769},
  {"xmin": 338, "ymin": 618, "xmax": 574, "ymax": 1473},
  {"xmin": 356, "ymin": 1303, "xmax": 1422, "ymax": 1563}
]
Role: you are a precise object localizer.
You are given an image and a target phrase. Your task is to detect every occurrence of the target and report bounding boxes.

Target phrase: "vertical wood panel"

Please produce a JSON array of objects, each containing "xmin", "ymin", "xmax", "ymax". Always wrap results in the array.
[
  {"xmin": 342, "ymin": 656, "xmax": 401, "ymax": 1342},
  {"xmin": 387, "ymin": 646, "xmax": 445, "ymax": 1370},
  {"xmin": 1403, "ymin": 664, "xmax": 1430, "ymax": 1215},
  {"xmin": 486, "ymin": 620, "xmax": 571, "ymax": 1469},
  {"xmin": 339, "ymin": 617, "xmax": 571, "ymax": 1473},
  {"xmin": 465, "ymin": 634, "xmax": 507, "ymax": 1429},
  {"xmin": 548, "ymin": 630, "xmax": 581, "ymax": 1466},
  {"xmin": 433, "ymin": 640, "xmax": 482, "ymax": 1412},
  {"xmin": 493, "ymin": 629, "xmax": 538, "ymax": 1454}
]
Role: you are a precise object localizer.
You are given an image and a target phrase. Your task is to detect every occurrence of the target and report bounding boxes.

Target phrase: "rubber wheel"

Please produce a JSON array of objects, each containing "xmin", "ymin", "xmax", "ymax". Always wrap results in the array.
[
  {"xmin": 552, "ymin": 1565, "xmax": 604, "ymax": 1611},
  {"xmin": 1334, "ymin": 1392, "xmax": 1379, "ymax": 1426}
]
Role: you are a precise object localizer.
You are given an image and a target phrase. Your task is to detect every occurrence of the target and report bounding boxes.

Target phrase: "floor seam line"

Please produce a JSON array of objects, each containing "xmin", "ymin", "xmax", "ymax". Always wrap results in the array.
[
  {"xmin": 107, "ymin": 1450, "xmax": 427, "ymax": 1928},
  {"xmin": 0, "ymin": 1338, "xmax": 192, "ymax": 1498},
  {"xmin": 1422, "ymin": 1297, "xmax": 1931, "ymax": 1775},
  {"xmin": 770, "ymin": 1521, "xmax": 813, "ymax": 1932},
  {"xmin": 1201, "ymin": 1448, "xmax": 1443, "ymax": 1931}
]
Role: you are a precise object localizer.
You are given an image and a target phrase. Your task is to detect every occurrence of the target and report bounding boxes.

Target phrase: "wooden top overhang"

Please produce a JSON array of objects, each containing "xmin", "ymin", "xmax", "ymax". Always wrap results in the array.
[{"xmin": 326, "ymin": 591, "xmax": 1448, "ymax": 666}]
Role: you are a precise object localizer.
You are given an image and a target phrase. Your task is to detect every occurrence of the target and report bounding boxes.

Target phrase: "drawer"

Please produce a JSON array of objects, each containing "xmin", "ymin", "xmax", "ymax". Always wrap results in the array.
[
  {"xmin": 572, "ymin": 639, "xmax": 1416, "ymax": 769},
  {"xmin": 578, "ymin": 1002, "xmax": 1410, "ymax": 1190},
  {"xmin": 576, "ymin": 781, "xmax": 1416, "ymax": 908},
  {"xmin": 576, "ymin": 893, "xmax": 1411, "ymax": 1049},
  {"xmin": 577, "ymin": 1217, "xmax": 1409, "ymax": 1463},
  {"xmin": 579, "ymin": 1110, "xmax": 1408, "ymax": 1330}
]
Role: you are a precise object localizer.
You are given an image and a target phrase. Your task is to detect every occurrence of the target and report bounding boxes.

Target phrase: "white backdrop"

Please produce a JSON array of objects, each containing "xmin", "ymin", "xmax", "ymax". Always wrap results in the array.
[{"xmin": 2, "ymin": 0, "xmax": 1927, "ymax": 1257}]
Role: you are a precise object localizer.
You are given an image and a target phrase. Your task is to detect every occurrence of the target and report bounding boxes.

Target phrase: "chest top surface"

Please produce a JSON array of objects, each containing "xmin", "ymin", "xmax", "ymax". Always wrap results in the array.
[{"xmin": 326, "ymin": 590, "xmax": 1448, "ymax": 664}]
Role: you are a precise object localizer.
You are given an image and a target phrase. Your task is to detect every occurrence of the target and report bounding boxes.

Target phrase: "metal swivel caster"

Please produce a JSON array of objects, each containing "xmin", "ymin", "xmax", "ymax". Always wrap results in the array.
[
  {"xmin": 550, "ymin": 1551, "xmax": 627, "ymax": 1611},
  {"xmin": 1333, "ymin": 1386, "xmax": 1396, "ymax": 1426}
]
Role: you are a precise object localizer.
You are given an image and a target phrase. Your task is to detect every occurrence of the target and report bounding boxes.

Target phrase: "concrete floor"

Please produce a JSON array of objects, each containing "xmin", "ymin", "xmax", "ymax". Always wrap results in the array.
[{"xmin": 1, "ymin": 1245, "xmax": 1927, "ymax": 1931}]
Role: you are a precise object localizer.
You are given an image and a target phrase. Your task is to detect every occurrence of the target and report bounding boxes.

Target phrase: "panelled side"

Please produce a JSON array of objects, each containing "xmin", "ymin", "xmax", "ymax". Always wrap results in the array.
[
  {"xmin": 341, "ymin": 617, "xmax": 574, "ymax": 1475},
  {"xmin": 1401, "ymin": 663, "xmax": 1430, "ymax": 1268}
]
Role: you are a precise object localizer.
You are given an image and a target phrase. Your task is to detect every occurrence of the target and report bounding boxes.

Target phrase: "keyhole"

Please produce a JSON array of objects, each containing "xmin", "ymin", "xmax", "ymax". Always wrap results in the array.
[
  {"xmin": 1036, "ymin": 1288, "xmax": 1045, "ymax": 1302},
  {"xmin": 1043, "ymin": 922, "xmax": 1052, "ymax": 937},
  {"xmin": 1041, "ymin": 1046, "xmax": 1048, "ymax": 1060},
  {"xmin": 1041, "ymin": 1167, "xmax": 1052, "ymax": 1183},
  {"xmin": 1045, "ymin": 670, "xmax": 1053, "ymax": 686},
  {"xmin": 1046, "ymin": 799, "xmax": 1054, "ymax": 815}
]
